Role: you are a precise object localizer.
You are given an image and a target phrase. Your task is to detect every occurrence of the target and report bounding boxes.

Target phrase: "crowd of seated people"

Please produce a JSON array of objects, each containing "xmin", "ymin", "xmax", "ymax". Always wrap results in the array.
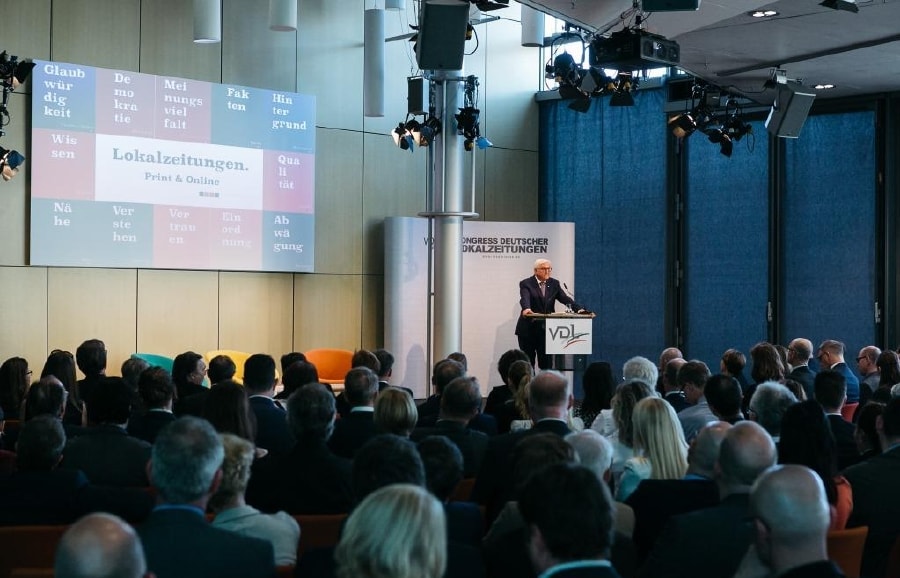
[{"xmin": 3, "ymin": 337, "xmax": 900, "ymax": 578}]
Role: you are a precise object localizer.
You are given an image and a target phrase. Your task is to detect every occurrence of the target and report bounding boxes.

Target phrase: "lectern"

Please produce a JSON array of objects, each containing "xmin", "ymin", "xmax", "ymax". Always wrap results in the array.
[{"xmin": 523, "ymin": 312, "xmax": 596, "ymax": 377}]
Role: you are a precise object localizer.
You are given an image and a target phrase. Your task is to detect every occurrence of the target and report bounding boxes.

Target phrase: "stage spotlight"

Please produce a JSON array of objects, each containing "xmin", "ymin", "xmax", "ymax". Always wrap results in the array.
[
  {"xmin": 0, "ymin": 52, "xmax": 35, "ymax": 90},
  {"xmin": 668, "ymin": 112, "xmax": 697, "ymax": 138},
  {"xmin": 705, "ymin": 128, "xmax": 733, "ymax": 157},
  {"xmin": 456, "ymin": 106, "xmax": 483, "ymax": 152},
  {"xmin": 609, "ymin": 71, "xmax": 636, "ymax": 107},
  {"xmin": 412, "ymin": 115, "xmax": 442, "ymax": 147},
  {"xmin": 723, "ymin": 115, "xmax": 752, "ymax": 141},
  {"xmin": 553, "ymin": 52, "xmax": 581, "ymax": 87},
  {"xmin": 0, "ymin": 146, "xmax": 24, "ymax": 181},
  {"xmin": 391, "ymin": 122, "xmax": 414, "ymax": 152},
  {"xmin": 475, "ymin": 135, "xmax": 493, "ymax": 149}
]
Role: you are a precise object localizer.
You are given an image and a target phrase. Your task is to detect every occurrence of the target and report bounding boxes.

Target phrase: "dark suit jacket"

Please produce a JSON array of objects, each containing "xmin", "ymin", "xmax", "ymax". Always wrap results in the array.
[
  {"xmin": 663, "ymin": 392, "xmax": 690, "ymax": 414},
  {"xmin": 827, "ymin": 413, "xmax": 859, "ymax": 470},
  {"xmin": 515, "ymin": 276, "xmax": 580, "ymax": 336},
  {"xmin": 843, "ymin": 445, "xmax": 900, "ymax": 577},
  {"xmin": 138, "ymin": 507, "xmax": 275, "ymax": 578},
  {"xmin": 638, "ymin": 493, "xmax": 752, "ymax": 578},
  {"xmin": 472, "ymin": 419, "xmax": 572, "ymax": 522},
  {"xmin": 247, "ymin": 437, "xmax": 354, "ymax": 515},
  {"xmin": 248, "ymin": 396, "xmax": 294, "ymax": 456},
  {"xmin": 0, "ymin": 468, "xmax": 153, "ymax": 525},
  {"xmin": 327, "ymin": 410, "xmax": 376, "ymax": 459},
  {"xmin": 412, "ymin": 420, "xmax": 489, "ymax": 477},
  {"xmin": 485, "ymin": 385, "xmax": 513, "ymax": 416},
  {"xmin": 127, "ymin": 409, "xmax": 176, "ymax": 444},
  {"xmin": 417, "ymin": 395, "xmax": 442, "ymax": 424},
  {"xmin": 61, "ymin": 424, "xmax": 151, "ymax": 487},
  {"xmin": 790, "ymin": 365, "xmax": 817, "ymax": 400},
  {"xmin": 444, "ymin": 501, "xmax": 483, "ymax": 547},
  {"xmin": 418, "ymin": 409, "xmax": 498, "ymax": 438},
  {"xmin": 174, "ymin": 384, "xmax": 208, "ymax": 417},
  {"xmin": 832, "ymin": 362, "xmax": 860, "ymax": 403},
  {"xmin": 624, "ymin": 477, "xmax": 719, "ymax": 564}
]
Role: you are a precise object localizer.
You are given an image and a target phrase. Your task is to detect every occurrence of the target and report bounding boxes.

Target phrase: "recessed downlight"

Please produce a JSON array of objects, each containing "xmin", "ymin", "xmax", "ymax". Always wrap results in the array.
[{"xmin": 749, "ymin": 10, "xmax": 778, "ymax": 17}]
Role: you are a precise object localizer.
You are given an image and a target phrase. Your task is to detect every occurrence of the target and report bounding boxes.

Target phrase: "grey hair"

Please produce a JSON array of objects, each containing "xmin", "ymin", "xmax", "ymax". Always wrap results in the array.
[
  {"xmin": 150, "ymin": 416, "xmax": 224, "ymax": 504},
  {"xmin": 623, "ymin": 356, "xmax": 659, "ymax": 388}
]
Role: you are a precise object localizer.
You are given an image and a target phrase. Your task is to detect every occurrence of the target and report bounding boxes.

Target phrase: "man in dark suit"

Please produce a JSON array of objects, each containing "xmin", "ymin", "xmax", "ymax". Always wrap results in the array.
[
  {"xmin": 814, "ymin": 370, "xmax": 859, "ymax": 470},
  {"xmin": 519, "ymin": 462, "xmax": 622, "ymax": 578},
  {"xmin": 660, "ymin": 358, "xmax": 689, "ymax": 413},
  {"xmin": 244, "ymin": 353, "xmax": 293, "ymax": 456},
  {"xmin": 626, "ymin": 421, "xmax": 728, "ymax": 563},
  {"xmin": 128, "ymin": 367, "xmax": 176, "ymax": 444},
  {"xmin": 515, "ymin": 258, "xmax": 586, "ymax": 369},
  {"xmin": 472, "ymin": 370, "xmax": 574, "ymax": 520},
  {"xmin": 417, "ymin": 358, "xmax": 466, "ymax": 424},
  {"xmin": 748, "ymin": 465, "xmax": 845, "ymax": 578},
  {"xmin": 843, "ymin": 396, "xmax": 900, "ymax": 578},
  {"xmin": 247, "ymin": 382, "xmax": 354, "ymax": 515},
  {"xmin": 328, "ymin": 366, "xmax": 379, "ymax": 459},
  {"xmin": 55, "ymin": 513, "xmax": 149, "ymax": 578},
  {"xmin": 787, "ymin": 338, "xmax": 817, "ymax": 400},
  {"xmin": 139, "ymin": 416, "xmax": 275, "ymax": 578},
  {"xmin": 816, "ymin": 340, "xmax": 860, "ymax": 403},
  {"xmin": 61, "ymin": 377, "xmax": 152, "ymax": 487},
  {"xmin": 484, "ymin": 349, "xmax": 530, "ymax": 416},
  {"xmin": 75, "ymin": 338, "xmax": 107, "ymax": 407},
  {"xmin": 412, "ymin": 376, "xmax": 489, "ymax": 477},
  {"xmin": 639, "ymin": 421, "xmax": 777, "ymax": 578},
  {"xmin": 856, "ymin": 345, "xmax": 881, "ymax": 405}
]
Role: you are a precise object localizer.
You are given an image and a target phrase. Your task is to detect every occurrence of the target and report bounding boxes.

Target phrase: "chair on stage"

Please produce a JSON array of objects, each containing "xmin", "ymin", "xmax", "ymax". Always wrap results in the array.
[
  {"xmin": 826, "ymin": 526, "xmax": 868, "ymax": 578},
  {"xmin": 132, "ymin": 353, "xmax": 175, "ymax": 374},
  {"xmin": 0, "ymin": 525, "xmax": 68, "ymax": 578},
  {"xmin": 304, "ymin": 349, "xmax": 354, "ymax": 392},
  {"xmin": 840, "ymin": 402, "xmax": 859, "ymax": 422}
]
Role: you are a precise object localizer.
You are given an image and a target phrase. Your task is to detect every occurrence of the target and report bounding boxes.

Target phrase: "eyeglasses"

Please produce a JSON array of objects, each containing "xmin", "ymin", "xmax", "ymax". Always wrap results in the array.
[
  {"xmin": 537, "ymin": 267, "xmax": 552, "ymax": 271},
  {"xmin": 856, "ymin": 356, "xmax": 867, "ymax": 363}
]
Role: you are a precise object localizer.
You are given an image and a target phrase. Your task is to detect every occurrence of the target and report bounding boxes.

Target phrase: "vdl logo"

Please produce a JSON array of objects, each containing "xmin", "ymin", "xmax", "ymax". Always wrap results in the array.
[{"xmin": 548, "ymin": 323, "xmax": 590, "ymax": 349}]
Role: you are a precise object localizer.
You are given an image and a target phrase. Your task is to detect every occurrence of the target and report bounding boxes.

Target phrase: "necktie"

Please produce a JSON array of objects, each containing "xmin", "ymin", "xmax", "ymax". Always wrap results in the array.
[{"xmin": 539, "ymin": 281, "xmax": 545, "ymax": 297}]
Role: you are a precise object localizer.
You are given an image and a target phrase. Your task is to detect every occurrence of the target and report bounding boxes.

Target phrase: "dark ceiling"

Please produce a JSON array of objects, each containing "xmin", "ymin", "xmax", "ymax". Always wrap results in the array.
[{"xmin": 520, "ymin": 0, "xmax": 900, "ymax": 105}]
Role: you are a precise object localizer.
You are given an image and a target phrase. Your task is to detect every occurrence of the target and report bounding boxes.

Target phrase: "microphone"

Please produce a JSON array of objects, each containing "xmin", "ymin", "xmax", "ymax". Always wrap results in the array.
[{"xmin": 564, "ymin": 283, "xmax": 591, "ymax": 315}]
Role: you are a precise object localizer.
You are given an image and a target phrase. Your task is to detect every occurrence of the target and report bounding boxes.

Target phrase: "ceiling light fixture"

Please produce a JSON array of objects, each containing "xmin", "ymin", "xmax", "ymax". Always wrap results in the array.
[
  {"xmin": 814, "ymin": 83, "xmax": 835, "ymax": 90},
  {"xmin": 749, "ymin": 9, "xmax": 778, "ymax": 17}
]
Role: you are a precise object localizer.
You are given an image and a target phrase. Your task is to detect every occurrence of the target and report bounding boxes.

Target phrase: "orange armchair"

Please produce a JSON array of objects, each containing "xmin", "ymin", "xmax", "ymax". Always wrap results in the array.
[
  {"xmin": 304, "ymin": 349, "xmax": 354, "ymax": 391},
  {"xmin": 827, "ymin": 526, "xmax": 868, "ymax": 578}
]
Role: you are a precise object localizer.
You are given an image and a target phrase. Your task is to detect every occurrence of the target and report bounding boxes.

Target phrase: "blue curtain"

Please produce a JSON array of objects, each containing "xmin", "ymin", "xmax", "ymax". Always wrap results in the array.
[
  {"xmin": 539, "ymin": 90, "xmax": 667, "ymax": 376},
  {"xmin": 683, "ymin": 121, "xmax": 770, "ymax": 370},
  {"xmin": 781, "ymin": 111, "xmax": 876, "ymax": 356}
]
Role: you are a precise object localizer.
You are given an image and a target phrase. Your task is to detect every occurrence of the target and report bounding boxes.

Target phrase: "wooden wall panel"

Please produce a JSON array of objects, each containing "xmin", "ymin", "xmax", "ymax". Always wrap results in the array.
[
  {"xmin": 0, "ymin": 93, "xmax": 29, "ymax": 266},
  {"xmin": 292, "ymin": 274, "xmax": 362, "ymax": 351},
  {"xmin": 135, "ymin": 269, "xmax": 218, "ymax": 358},
  {"xmin": 47, "ymin": 268, "xmax": 137, "ymax": 377},
  {"xmin": 0, "ymin": 0, "xmax": 52, "ymax": 60},
  {"xmin": 483, "ymin": 148, "xmax": 539, "ymax": 222},
  {"xmin": 222, "ymin": 0, "xmax": 297, "ymax": 92},
  {"xmin": 51, "ymin": 0, "xmax": 141, "ymax": 71},
  {"xmin": 297, "ymin": 0, "xmax": 364, "ymax": 130},
  {"xmin": 217, "ymin": 271, "xmax": 294, "ymax": 359},
  {"xmin": 140, "ymin": 0, "xmax": 221, "ymax": 82},
  {"xmin": 315, "ymin": 128, "xmax": 363, "ymax": 275},
  {"xmin": 361, "ymin": 132, "xmax": 426, "ymax": 275},
  {"xmin": 0, "ymin": 266, "xmax": 48, "ymax": 367},
  {"xmin": 361, "ymin": 273, "xmax": 382, "ymax": 349}
]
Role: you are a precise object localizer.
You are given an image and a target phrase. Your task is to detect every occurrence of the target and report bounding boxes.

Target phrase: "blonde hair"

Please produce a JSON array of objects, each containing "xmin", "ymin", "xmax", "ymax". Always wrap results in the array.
[
  {"xmin": 631, "ymin": 397, "xmax": 688, "ymax": 480},
  {"xmin": 374, "ymin": 388, "xmax": 418, "ymax": 437},
  {"xmin": 208, "ymin": 433, "xmax": 255, "ymax": 512},
  {"xmin": 336, "ymin": 484, "xmax": 446, "ymax": 578}
]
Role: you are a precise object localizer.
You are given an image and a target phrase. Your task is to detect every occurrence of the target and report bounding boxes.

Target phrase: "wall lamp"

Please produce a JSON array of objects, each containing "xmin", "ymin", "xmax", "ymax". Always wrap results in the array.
[{"xmin": 0, "ymin": 146, "xmax": 25, "ymax": 181}]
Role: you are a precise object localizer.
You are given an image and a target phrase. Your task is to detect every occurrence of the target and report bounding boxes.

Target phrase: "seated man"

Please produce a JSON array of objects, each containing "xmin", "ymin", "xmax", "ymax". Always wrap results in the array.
[
  {"xmin": 328, "ymin": 367, "xmax": 379, "ymax": 459},
  {"xmin": 128, "ymin": 367, "xmax": 176, "ymax": 444},
  {"xmin": 55, "ymin": 512, "xmax": 149, "ymax": 578},
  {"xmin": 244, "ymin": 353, "xmax": 293, "ymax": 456},
  {"xmin": 138, "ymin": 416, "xmax": 275, "ymax": 578}
]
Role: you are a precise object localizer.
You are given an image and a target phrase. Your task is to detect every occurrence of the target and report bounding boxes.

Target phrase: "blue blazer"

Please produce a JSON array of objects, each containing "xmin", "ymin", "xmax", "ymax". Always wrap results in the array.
[{"xmin": 515, "ymin": 276, "xmax": 581, "ymax": 335}]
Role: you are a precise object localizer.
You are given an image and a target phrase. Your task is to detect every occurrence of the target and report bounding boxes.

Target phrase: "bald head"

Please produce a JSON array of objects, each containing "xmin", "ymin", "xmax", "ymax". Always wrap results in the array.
[
  {"xmin": 528, "ymin": 370, "xmax": 570, "ymax": 420},
  {"xmin": 55, "ymin": 513, "xmax": 147, "ymax": 578},
  {"xmin": 716, "ymin": 421, "xmax": 777, "ymax": 492},
  {"xmin": 787, "ymin": 338, "xmax": 813, "ymax": 365},
  {"xmin": 659, "ymin": 347, "xmax": 683, "ymax": 370},
  {"xmin": 687, "ymin": 421, "xmax": 731, "ymax": 478},
  {"xmin": 663, "ymin": 358, "xmax": 687, "ymax": 394}
]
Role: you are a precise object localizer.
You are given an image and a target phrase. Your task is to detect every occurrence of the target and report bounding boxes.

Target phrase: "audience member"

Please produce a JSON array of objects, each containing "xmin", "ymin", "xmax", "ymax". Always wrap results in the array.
[
  {"xmin": 745, "ymin": 465, "xmax": 843, "ymax": 578},
  {"xmin": 75, "ymin": 339, "xmax": 107, "ymax": 406},
  {"xmin": 876, "ymin": 349, "xmax": 900, "ymax": 392},
  {"xmin": 417, "ymin": 435, "xmax": 482, "ymax": 547},
  {"xmin": 656, "ymin": 347, "xmax": 683, "ymax": 395},
  {"xmin": 209, "ymin": 433, "xmax": 299, "ymax": 565},
  {"xmin": 128, "ymin": 367, "xmax": 176, "ymax": 444},
  {"xmin": 373, "ymin": 348, "xmax": 395, "ymax": 390},
  {"xmin": 352, "ymin": 433, "xmax": 426, "ymax": 502},
  {"xmin": 519, "ymin": 463, "xmax": 621, "ymax": 578},
  {"xmin": 417, "ymin": 359, "xmax": 466, "ymax": 425},
  {"xmin": 592, "ymin": 380, "xmax": 656, "ymax": 482},
  {"xmin": 742, "ymin": 342, "xmax": 786, "ymax": 414},
  {"xmin": 787, "ymin": 338, "xmax": 817, "ymax": 400},
  {"xmin": 374, "ymin": 386, "xmax": 418, "ymax": 437},
  {"xmin": 55, "ymin": 513, "xmax": 149, "ymax": 578},
  {"xmin": 660, "ymin": 358, "xmax": 688, "ymax": 413},
  {"xmin": 171, "ymin": 351, "xmax": 207, "ymax": 416},
  {"xmin": 843, "ymin": 396, "xmax": 900, "ymax": 577},
  {"xmin": 207, "ymin": 354, "xmax": 237, "ymax": 385},
  {"xmin": 748, "ymin": 381, "xmax": 797, "ymax": 442},
  {"xmin": 0, "ymin": 356, "xmax": 30, "ymax": 420},
  {"xmin": 447, "ymin": 351, "xmax": 468, "ymax": 372},
  {"xmin": 279, "ymin": 352, "xmax": 306, "ymax": 375},
  {"xmin": 783, "ymin": 378, "xmax": 808, "ymax": 402},
  {"xmin": 720, "ymin": 348, "xmax": 748, "ymax": 392},
  {"xmin": 816, "ymin": 340, "xmax": 860, "ymax": 403},
  {"xmin": 412, "ymin": 376, "xmax": 489, "ymax": 477},
  {"xmin": 814, "ymin": 370, "xmax": 859, "ymax": 469},
  {"xmin": 626, "ymin": 422, "xmax": 727, "ymax": 564},
  {"xmin": 244, "ymin": 353, "xmax": 293, "ymax": 456},
  {"xmin": 484, "ymin": 349, "xmax": 530, "ymax": 416},
  {"xmin": 23, "ymin": 376, "xmax": 67, "ymax": 421},
  {"xmin": 139, "ymin": 416, "xmax": 274, "ymax": 578},
  {"xmin": 61, "ymin": 377, "xmax": 151, "ymax": 487},
  {"xmin": 202, "ymin": 380, "xmax": 257, "ymax": 444},
  {"xmin": 120, "ymin": 356, "xmax": 150, "ymax": 396},
  {"xmin": 858, "ymin": 345, "xmax": 882, "ymax": 404},
  {"xmin": 275, "ymin": 359, "xmax": 319, "ymax": 400},
  {"xmin": 246, "ymin": 382, "xmax": 353, "ymax": 515},
  {"xmin": 778, "ymin": 400, "xmax": 852, "ymax": 530},
  {"xmin": 616, "ymin": 397, "xmax": 688, "ymax": 501},
  {"xmin": 704, "ymin": 374, "xmax": 744, "ymax": 423},
  {"xmin": 623, "ymin": 356, "xmax": 658, "ymax": 389},
  {"xmin": 639, "ymin": 421, "xmax": 777, "ymax": 577},
  {"xmin": 854, "ymin": 401, "xmax": 885, "ymax": 460},
  {"xmin": 573, "ymin": 361, "xmax": 615, "ymax": 429},
  {"xmin": 335, "ymin": 484, "xmax": 446, "ymax": 578},
  {"xmin": 41, "ymin": 349, "xmax": 81, "ymax": 427},
  {"xmin": 328, "ymin": 367, "xmax": 379, "ymax": 458},
  {"xmin": 676, "ymin": 360, "xmax": 715, "ymax": 442},
  {"xmin": 493, "ymin": 359, "xmax": 533, "ymax": 433}
]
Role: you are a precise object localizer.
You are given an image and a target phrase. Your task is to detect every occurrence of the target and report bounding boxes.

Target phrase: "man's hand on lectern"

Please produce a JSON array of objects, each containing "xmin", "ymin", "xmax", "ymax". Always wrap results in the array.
[{"xmin": 523, "ymin": 309, "xmax": 533, "ymax": 316}]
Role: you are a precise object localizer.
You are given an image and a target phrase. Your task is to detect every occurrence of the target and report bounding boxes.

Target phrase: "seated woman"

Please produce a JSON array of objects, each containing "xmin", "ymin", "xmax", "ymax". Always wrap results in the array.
[
  {"xmin": 494, "ymin": 360, "xmax": 532, "ymax": 434},
  {"xmin": 374, "ymin": 387, "xmax": 418, "ymax": 438},
  {"xmin": 615, "ymin": 396, "xmax": 688, "ymax": 501},
  {"xmin": 0, "ymin": 356, "xmax": 30, "ymax": 421},
  {"xmin": 209, "ymin": 433, "xmax": 300, "ymax": 566},
  {"xmin": 778, "ymin": 399, "xmax": 853, "ymax": 530},
  {"xmin": 573, "ymin": 361, "xmax": 615, "ymax": 429},
  {"xmin": 593, "ymin": 379, "xmax": 656, "ymax": 484},
  {"xmin": 202, "ymin": 380, "xmax": 263, "ymax": 456},
  {"xmin": 336, "ymin": 484, "xmax": 446, "ymax": 578}
]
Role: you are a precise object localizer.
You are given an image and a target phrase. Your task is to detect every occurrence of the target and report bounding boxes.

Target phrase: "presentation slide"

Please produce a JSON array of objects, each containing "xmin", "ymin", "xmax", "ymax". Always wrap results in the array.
[{"xmin": 29, "ymin": 60, "xmax": 316, "ymax": 272}]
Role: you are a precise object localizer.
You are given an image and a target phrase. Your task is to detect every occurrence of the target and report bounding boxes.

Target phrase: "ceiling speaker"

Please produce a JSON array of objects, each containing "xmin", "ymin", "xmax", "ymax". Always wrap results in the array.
[
  {"xmin": 415, "ymin": 1, "xmax": 470, "ymax": 71},
  {"xmin": 766, "ymin": 83, "xmax": 816, "ymax": 138}
]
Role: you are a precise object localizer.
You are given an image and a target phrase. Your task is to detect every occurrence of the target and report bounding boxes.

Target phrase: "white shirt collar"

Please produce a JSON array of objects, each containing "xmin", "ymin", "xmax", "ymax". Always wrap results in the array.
[{"xmin": 538, "ymin": 560, "xmax": 612, "ymax": 578}]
